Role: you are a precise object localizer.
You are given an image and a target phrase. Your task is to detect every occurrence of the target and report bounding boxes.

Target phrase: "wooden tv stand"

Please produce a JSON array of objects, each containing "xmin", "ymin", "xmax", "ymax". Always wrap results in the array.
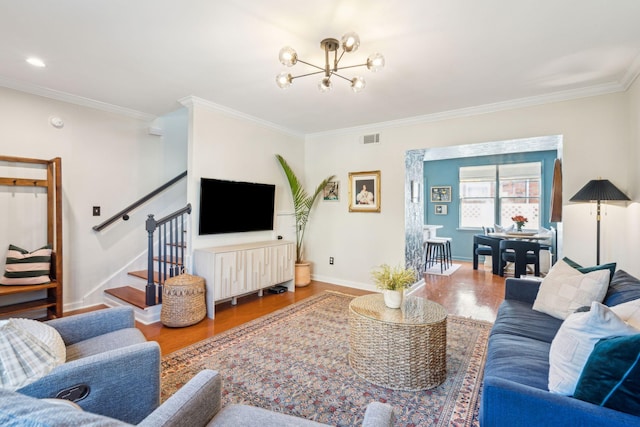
[{"xmin": 193, "ymin": 240, "xmax": 295, "ymax": 318}]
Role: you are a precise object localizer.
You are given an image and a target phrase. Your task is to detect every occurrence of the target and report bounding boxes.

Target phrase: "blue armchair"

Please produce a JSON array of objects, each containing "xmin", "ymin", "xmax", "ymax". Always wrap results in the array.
[{"xmin": 16, "ymin": 307, "xmax": 161, "ymax": 424}]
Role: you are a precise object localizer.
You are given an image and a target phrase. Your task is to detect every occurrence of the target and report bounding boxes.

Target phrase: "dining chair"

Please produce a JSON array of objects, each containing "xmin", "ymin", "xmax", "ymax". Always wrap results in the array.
[
  {"xmin": 499, "ymin": 239, "xmax": 541, "ymax": 278},
  {"xmin": 538, "ymin": 226, "xmax": 557, "ymax": 265},
  {"xmin": 473, "ymin": 234, "xmax": 502, "ymax": 274},
  {"xmin": 482, "ymin": 226, "xmax": 495, "ymax": 235}
]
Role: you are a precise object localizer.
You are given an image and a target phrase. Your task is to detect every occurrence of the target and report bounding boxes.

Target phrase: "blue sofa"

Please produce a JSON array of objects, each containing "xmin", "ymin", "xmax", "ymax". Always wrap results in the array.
[{"xmin": 480, "ymin": 272, "xmax": 640, "ymax": 426}]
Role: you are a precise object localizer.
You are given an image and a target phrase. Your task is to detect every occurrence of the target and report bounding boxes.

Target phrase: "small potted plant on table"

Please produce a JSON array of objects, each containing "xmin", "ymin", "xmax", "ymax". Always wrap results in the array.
[{"xmin": 371, "ymin": 264, "xmax": 417, "ymax": 308}]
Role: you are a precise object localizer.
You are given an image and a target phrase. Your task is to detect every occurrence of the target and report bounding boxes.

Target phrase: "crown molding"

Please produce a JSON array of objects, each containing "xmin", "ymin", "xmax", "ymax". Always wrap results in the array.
[
  {"xmin": 178, "ymin": 95, "xmax": 304, "ymax": 138},
  {"xmin": 0, "ymin": 76, "xmax": 156, "ymax": 121},
  {"xmin": 306, "ymin": 81, "xmax": 627, "ymax": 139},
  {"xmin": 621, "ymin": 52, "xmax": 640, "ymax": 90}
]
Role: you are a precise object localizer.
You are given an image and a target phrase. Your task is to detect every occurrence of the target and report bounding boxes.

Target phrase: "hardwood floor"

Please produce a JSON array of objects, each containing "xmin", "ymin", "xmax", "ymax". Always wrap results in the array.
[{"xmin": 131, "ymin": 260, "xmax": 504, "ymax": 355}]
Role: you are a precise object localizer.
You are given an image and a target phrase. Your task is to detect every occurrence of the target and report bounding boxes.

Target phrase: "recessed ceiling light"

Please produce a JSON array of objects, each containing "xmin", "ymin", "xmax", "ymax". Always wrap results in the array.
[{"xmin": 26, "ymin": 57, "xmax": 46, "ymax": 68}]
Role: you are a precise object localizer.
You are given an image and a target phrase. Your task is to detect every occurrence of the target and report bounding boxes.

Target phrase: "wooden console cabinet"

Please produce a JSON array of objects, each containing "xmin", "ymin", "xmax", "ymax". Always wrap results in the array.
[{"xmin": 193, "ymin": 240, "xmax": 295, "ymax": 318}]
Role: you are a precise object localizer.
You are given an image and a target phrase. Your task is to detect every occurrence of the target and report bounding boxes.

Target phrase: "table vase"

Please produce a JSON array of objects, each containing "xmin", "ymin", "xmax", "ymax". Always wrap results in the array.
[{"xmin": 383, "ymin": 290, "xmax": 402, "ymax": 309}]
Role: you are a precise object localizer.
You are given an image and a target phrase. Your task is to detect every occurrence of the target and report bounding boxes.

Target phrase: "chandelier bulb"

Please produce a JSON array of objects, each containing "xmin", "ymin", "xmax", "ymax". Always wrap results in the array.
[
  {"xmin": 351, "ymin": 76, "xmax": 366, "ymax": 93},
  {"xmin": 341, "ymin": 32, "xmax": 360, "ymax": 53},
  {"xmin": 278, "ymin": 46, "xmax": 297, "ymax": 67},
  {"xmin": 318, "ymin": 77, "xmax": 332, "ymax": 93},
  {"xmin": 276, "ymin": 72, "xmax": 293, "ymax": 89},
  {"xmin": 366, "ymin": 52, "xmax": 385, "ymax": 72}
]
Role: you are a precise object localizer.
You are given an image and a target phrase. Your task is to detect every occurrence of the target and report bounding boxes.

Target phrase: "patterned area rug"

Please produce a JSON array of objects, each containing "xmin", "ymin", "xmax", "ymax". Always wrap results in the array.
[{"xmin": 161, "ymin": 292, "xmax": 491, "ymax": 427}]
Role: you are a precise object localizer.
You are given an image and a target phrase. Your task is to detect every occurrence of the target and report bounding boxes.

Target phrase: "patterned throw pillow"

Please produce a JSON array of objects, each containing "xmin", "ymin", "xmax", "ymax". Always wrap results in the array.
[
  {"xmin": 0, "ymin": 245, "xmax": 52, "ymax": 286},
  {"xmin": 532, "ymin": 258, "xmax": 610, "ymax": 320},
  {"xmin": 0, "ymin": 318, "xmax": 66, "ymax": 390}
]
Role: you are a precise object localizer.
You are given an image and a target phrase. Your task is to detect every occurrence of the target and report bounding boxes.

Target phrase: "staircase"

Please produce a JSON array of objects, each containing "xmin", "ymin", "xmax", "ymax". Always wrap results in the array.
[{"xmin": 103, "ymin": 204, "xmax": 191, "ymax": 324}]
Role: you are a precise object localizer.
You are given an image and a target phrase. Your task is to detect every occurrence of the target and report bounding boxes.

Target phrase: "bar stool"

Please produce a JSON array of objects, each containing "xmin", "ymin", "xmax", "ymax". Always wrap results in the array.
[{"xmin": 423, "ymin": 237, "xmax": 452, "ymax": 273}]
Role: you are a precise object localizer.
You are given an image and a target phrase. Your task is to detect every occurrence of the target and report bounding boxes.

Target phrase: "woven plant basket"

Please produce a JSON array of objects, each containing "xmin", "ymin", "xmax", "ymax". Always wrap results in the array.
[{"xmin": 161, "ymin": 273, "xmax": 206, "ymax": 327}]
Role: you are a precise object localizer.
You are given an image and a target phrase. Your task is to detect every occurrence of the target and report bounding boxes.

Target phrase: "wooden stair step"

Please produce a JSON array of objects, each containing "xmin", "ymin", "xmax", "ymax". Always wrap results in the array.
[
  {"xmin": 104, "ymin": 286, "xmax": 157, "ymax": 309},
  {"xmin": 129, "ymin": 270, "xmax": 159, "ymax": 282},
  {"xmin": 153, "ymin": 256, "xmax": 183, "ymax": 265},
  {"xmin": 129, "ymin": 269, "xmax": 183, "ymax": 283}
]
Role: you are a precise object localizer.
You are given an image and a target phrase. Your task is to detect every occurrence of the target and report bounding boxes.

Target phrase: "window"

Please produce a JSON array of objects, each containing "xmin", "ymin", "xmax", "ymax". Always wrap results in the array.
[
  {"xmin": 459, "ymin": 165, "xmax": 496, "ymax": 228},
  {"xmin": 459, "ymin": 162, "xmax": 541, "ymax": 229},
  {"xmin": 498, "ymin": 163, "xmax": 541, "ymax": 229}
]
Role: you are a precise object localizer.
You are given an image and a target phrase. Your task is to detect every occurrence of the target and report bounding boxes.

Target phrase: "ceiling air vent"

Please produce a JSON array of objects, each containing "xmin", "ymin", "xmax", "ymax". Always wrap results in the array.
[{"xmin": 362, "ymin": 133, "xmax": 380, "ymax": 144}]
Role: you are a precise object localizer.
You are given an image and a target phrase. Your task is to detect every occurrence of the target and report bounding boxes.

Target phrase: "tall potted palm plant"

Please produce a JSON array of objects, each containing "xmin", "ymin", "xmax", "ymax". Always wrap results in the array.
[{"xmin": 276, "ymin": 154, "xmax": 335, "ymax": 286}]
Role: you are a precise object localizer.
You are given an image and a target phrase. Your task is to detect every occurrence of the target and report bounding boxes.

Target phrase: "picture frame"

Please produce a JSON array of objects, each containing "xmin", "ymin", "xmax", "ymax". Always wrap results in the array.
[
  {"xmin": 434, "ymin": 204, "xmax": 448, "ymax": 215},
  {"xmin": 430, "ymin": 186, "xmax": 452, "ymax": 202},
  {"xmin": 322, "ymin": 180, "xmax": 340, "ymax": 202},
  {"xmin": 349, "ymin": 171, "xmax": 381, "ymax": 212}
]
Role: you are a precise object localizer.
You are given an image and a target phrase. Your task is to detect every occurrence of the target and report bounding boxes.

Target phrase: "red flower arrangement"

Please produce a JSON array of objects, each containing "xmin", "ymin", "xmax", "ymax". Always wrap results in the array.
[{"xmin": 511, "ymin": 215, "xmax": 528, "ymax": 231}]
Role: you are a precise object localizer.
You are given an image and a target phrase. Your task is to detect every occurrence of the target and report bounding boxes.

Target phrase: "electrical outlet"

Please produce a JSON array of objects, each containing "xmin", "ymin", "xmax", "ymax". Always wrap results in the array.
[
  {"xmin": 329, "ymin": 257, "xmax": 334, "ymax": 265},
  {"xmin": 92, "ymin": 206, "xmax": 101, "ymax": 216}
]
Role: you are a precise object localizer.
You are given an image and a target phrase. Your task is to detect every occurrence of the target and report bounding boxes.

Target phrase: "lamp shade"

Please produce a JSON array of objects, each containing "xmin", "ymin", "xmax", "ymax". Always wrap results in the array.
[{"xmin": 569, "ymin": 179, "xmax": 630, "ymax": 202}]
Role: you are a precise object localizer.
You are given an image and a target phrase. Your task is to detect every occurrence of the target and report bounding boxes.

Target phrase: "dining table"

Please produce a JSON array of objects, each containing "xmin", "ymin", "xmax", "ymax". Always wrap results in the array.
[{"xmin": 487, "ymin": 232, "xmax": 550, "ymax": 241}]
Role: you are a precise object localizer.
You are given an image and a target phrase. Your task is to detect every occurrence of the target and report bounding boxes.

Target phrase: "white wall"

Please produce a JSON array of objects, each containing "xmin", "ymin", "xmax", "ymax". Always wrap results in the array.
[
  {"xmin": 306, "ymin": 91, "xmax": 635, "ymax": 289},
  {"xmin": 182, "ymin": 98, "xmax": 305, "ymax": 261},
  {"xmin": 625, "ymin": 76, "xmax": 640, "ymax": 269},
  {"xmin": 3, "ymin": 83, "xmax": 638, "ymax": 310},
  {"xmin": 0, "ymin": 87, "xmax": 188, "ymax": 310}
]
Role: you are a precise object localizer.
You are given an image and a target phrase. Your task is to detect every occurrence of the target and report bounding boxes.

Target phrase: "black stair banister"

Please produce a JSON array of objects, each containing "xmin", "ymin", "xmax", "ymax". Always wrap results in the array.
[
  {"xmin": 93, "ymin": 171, "xmax": 187, "ymax": 232},
  {"xmin": 145, "ymin": 203, "xmax": 191, "ymax": 306}
]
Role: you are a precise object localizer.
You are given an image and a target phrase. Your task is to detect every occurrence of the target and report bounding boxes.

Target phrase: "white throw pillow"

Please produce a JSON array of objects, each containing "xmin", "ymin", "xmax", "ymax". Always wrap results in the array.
[
  {"xmin": 548, "ymin": 301, "xmax": 639, "ymax": 396},
  {"xmin": 537, "ymin": 227, "xmax": 553, "ymax": 245},
  {"xmin": 0, "ymin": 318, "xmax": 66, "ymax": 391},
  {"xmin": 610, "ymin": 298, "xmax": 640, "ymax": 329},
  {"xmin": 494, "ymin": 223, "xmax": 514, "ymax": 233},
  {"xmin": 532, "ymin": 259, "xmax": 610, "ymax": 319}
]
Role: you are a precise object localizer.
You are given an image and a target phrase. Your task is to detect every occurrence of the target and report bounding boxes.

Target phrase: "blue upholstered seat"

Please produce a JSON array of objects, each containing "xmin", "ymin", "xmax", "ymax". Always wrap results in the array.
[
  {"xmin": 473, "ymin": 234, "xmax": 502, "ymax": 274},
  {"xmin": 499, "ymin": 239, "xmax": 540, "ymax": 278}
]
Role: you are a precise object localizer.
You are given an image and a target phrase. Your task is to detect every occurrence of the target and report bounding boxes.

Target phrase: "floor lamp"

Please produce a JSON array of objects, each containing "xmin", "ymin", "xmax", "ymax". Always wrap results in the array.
[{"xmin": 569, "ymin": 179, "xmax": 630, "ymax": 265}]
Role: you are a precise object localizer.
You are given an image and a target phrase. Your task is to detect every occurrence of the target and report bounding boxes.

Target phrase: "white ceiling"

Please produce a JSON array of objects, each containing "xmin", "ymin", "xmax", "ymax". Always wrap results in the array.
[{"xmin": 2, "ymin": 0, "xmax": 640, "ymax": 135}]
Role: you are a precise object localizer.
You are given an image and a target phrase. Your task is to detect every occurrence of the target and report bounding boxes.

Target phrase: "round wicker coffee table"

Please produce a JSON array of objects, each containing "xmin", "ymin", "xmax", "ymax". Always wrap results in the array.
[{"xmin": 348, "ymin": 293, "xmax": 447, "ymax": 390}]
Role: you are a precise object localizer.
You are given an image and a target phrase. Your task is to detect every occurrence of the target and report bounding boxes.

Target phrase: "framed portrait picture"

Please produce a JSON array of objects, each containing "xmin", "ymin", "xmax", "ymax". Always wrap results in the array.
[
  {"xmin": 434, "ymin": 204, "xmax": 448, "ymax": 215},
  {"xmin": 322, "ymin": 180, "xmax": 340, "ymax": 202},
  {"xmin": 349, "ymin": 171, "xmax": 381, "ymax": 212},
  {"xmin": 430, "ymin": 186, "xmax": 452, "ymax": 202}
]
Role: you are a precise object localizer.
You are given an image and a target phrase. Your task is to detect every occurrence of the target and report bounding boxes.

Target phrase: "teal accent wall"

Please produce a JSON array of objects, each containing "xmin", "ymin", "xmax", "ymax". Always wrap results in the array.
[{"xmin": 423, "ymin": 150, "xmax": 558, "ymax": 261}]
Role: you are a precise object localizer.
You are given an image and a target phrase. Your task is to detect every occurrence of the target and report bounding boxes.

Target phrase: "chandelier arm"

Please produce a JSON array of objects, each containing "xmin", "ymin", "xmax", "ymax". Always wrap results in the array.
[
  {"xmin": 335, "ymin": 50, "xmax": 346, "ymax": 68},
  {"xmin": 334, "ymin": 63, "xmax": 368, "ymax": 71},
  {"xmin": 290, "ymin": 70, "xmax": 326, "ymax": 80},
  {"xmin": 295, "ymin": 59, "xmax": 326, "ymax": 72},
  {"xmin": 330, "ymin": 72, "xmax": 353, "ymax": 83}
]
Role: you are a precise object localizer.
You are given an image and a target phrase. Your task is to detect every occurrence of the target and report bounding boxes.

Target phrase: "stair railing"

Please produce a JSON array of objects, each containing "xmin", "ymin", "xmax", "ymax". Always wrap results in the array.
[
  {"xmin": 145, "ymin": 203, "xmax": 192, "ymax": 306},
  {"xmin": 93, "ymin": 171, "xmax": 187, "ymax": 232}
]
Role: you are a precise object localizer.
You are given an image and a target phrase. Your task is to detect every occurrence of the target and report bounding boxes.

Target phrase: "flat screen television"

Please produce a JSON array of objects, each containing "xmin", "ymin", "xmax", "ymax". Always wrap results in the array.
[{"xmin": 199, "ymin": 178, "xmax": 276, "ymax": 235}]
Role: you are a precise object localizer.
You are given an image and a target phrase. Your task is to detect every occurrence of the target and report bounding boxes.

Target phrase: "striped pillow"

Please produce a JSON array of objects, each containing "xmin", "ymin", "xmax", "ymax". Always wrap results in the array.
[{"xmin": 0, "ymin": 245, "xmax": 52, "ymax": 286}]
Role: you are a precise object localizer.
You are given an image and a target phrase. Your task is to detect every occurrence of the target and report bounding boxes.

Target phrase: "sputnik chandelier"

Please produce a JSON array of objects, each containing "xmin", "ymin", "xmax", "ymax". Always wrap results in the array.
[{"xmin": 276, "ymin": 32, "xmax": 385, "ymax": 93}]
